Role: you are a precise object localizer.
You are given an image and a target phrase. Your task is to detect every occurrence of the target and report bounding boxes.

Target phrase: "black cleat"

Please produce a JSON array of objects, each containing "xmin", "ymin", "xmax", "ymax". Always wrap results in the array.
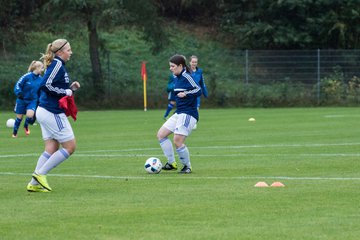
[
  {"xmin": 179, "ymin": 166, "xmax": 192, "ymax": 174},
  {"xmin": 162, "ymin": 162, "xmax": 178, "ymax": 170}
]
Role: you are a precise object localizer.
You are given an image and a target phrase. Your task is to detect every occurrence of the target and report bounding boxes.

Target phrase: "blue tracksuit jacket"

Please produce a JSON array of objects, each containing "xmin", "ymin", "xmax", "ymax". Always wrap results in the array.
[
  {"xmin": 14, "ymin": 72, "xmax": 42, "ymax": 100},
  {"xmin": 191, "ymin": 67, "xmax": 208, "ymax": 97}
]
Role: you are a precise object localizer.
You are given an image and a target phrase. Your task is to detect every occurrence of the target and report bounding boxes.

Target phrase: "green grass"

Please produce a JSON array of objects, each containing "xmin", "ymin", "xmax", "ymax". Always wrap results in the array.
[{"xmin": 1, "ymin": 108, "xmax": 359, "ymax": 240}]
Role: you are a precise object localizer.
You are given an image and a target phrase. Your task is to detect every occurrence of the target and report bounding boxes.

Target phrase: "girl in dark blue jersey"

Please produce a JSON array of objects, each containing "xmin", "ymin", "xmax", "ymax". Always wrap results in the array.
[
  {"xmin": 12, "ymin": 60, "xmax": 44, "ymax": 137},
  {"xmin": 27, "ymin": 39, "xmax": 80, "ymax": 192},
  {"xmin": 157, "ymin": 55, "xmax": 202, "ymax": 173}
]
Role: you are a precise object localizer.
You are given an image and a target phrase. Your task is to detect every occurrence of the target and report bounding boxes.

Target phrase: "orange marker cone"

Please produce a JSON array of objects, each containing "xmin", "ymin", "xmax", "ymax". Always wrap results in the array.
[
  {"xmin": 271, "ymin": 182, "xmax": 285, "ymax": 187},
  {"xmin": 254, "ymin": 181, "xmax": 269, "ymax": 187}
]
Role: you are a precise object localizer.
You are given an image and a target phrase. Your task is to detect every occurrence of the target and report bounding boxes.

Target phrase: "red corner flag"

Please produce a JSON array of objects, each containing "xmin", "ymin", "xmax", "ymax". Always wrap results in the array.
[
  {"xmin": 141, "ymin": 62, "xmax": 147, "ymax": 82},
  {"xmin": 141, "ymin": 62, "xmax": 147, "ymax": 111}
]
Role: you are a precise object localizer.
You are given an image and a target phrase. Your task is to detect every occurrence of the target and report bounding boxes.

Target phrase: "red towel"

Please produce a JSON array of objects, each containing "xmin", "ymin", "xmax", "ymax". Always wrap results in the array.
[{"xmin": 59, "ymin": 96, "xmax": 78, "ymax": 121}]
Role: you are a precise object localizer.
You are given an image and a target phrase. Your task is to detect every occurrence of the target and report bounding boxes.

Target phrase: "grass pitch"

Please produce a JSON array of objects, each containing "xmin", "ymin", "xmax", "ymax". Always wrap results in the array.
[{"xmin": 1, "ymin": 108, "xmax": 359, "ymax": 240}]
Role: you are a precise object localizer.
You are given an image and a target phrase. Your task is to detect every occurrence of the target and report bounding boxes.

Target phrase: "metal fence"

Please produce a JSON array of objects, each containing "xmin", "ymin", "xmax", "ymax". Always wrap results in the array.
[
  {"xmin": 238, "ymin": 49, "xmax": 360, "ymax": 83},
  {"xmin": 206, "ymin": 49, "xmax": 360, "ymax": 106},
  {"xmin": 1, "ymin": 49, "xmax": 360, "ymax": 109},
  {"xmin": 99, "ymin": 49, "xmax": 360, "ymax": 107}
]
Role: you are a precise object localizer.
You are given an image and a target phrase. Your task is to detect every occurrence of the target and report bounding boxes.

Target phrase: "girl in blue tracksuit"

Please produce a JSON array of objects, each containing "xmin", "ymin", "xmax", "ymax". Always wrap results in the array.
[
  {"xmin": 12, "ymin": 61, "xmax": 44, "ymax": 137},
  {"xmin": 157, "ymin": 55, "xmax": 202, "ymax": 174},
  {"xmin": 27, "ymin": 38, "xmax": 81, "ymax": 192},
  {"xmin": 189, "ymin": 55, "xmax": 208, "ymax": 109}
]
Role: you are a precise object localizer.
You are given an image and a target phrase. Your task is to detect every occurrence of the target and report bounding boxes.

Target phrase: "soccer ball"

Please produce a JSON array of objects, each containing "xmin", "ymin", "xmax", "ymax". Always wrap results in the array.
[
  {"xmin": 144, "ymin": 157, "xmax": 162, "ymax": 174},
  {"xmin": 6, "ymin": 118, "xmax": 15, "ymax": 128}
]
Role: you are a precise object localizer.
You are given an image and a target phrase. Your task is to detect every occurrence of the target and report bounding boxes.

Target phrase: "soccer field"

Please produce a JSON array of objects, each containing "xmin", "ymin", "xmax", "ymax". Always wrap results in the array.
[{"xmin": 1, "ymin": 108, "xmax": 359, "ymax": 240}]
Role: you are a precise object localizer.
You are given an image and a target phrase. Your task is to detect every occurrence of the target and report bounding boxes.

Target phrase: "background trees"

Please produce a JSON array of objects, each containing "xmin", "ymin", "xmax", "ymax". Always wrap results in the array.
[
  {"xmin": 40, "ymin": 0, "xmax": 167, "ymax": 99},
  {"xmin": 1, "ymin": 0, "xmax": 359, "ymax": 109},
  {"xmin": 219, "ymin": 0, "xmax": 360, "ymax": 49},
  {"xmin": 3, "ymin": 0, "xmax": 359, "ymax": 52}
]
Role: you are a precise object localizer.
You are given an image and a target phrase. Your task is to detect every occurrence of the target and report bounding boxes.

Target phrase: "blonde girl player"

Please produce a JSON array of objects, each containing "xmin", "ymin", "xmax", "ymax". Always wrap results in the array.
[
  {"xmin": 189, "ymin": 55, "xmax": 208, "ymax": 110},
  {"xmin": 12, "ymin": 60, "xmax": 44, "ymax": 137},
  {"xmin": 27, "ymin": 39, "xmax": 80, "ymax": 192},
  {"xmin": 157, "ymin": 55, "xmax": 202, "ymax": 173}
]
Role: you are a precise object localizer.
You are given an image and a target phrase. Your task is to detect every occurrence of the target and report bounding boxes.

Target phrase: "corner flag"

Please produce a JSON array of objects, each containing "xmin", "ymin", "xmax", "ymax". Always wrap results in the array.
[{"xmin": 141, "ymin": 62, "xmax": 147, "ymax": 111}]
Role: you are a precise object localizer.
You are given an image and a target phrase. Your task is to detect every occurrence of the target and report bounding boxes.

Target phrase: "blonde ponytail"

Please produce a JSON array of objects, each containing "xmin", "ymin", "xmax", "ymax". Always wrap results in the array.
[{"xmin": 40, "ymin": 39, "xmax": 68, "ymax": 68}]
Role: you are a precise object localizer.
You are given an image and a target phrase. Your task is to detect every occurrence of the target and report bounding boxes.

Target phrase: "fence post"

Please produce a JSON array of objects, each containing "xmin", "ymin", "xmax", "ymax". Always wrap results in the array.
[
  {"xmin": 317, "ymin": 49, "xmax": 320, "ymax": 104},
  {"xmin": 105, "ymin": 51, "xmax": 111, "ymax": 97},
  {"xmin": 245, "ymin": 49, "xmax": 249, "ymax": 85}
]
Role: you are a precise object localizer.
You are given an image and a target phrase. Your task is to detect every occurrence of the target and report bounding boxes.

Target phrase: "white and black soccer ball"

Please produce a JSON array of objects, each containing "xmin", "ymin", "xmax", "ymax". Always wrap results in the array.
[
  {"xmin": 144, "ymin": 157, "xmax": 162, "ymax": 174},
  {"xmin": 6, "ymin": 118, "xmax": 15, "ymax": 128}
]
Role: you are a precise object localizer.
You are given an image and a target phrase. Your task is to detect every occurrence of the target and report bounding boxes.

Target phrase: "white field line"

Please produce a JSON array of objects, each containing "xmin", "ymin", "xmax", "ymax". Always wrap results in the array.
[
  {"xmin": 1, "ymin": 172, "xmax": 360, "ymax": 181},
  {"xmin": 79, "ymin": 142, "xmax": 360, "ymax": 153},
  {"xmin": 1, "ymin": 142, "xmax": 360, "ymax": 158},
  {"xmin": 1, "ymin": 153, "xmax": 360, "ymax": 159}
]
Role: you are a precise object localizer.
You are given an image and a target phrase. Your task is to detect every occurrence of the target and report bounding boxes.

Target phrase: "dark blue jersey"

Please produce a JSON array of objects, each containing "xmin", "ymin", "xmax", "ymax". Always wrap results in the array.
[
  {"xmin": 174, "ymin": 69, "xmax": 202, "ymax": 121},
  {"xmin": 38, "ymin": 56, "xmax": 71, "ymax": 114},
  {"xmin": 14, "ymin": 72, "xmax": 42, "ymax": 100}
]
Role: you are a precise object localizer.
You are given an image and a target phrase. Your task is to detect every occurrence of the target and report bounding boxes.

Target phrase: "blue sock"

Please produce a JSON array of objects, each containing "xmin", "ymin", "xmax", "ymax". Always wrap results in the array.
[
  {"xmin": 24, "ymin": 118, "xmax": 29, "ymax": 129},
  {"xmin": 26, "ymin": 116, "xmax": 36, "ymax": 125},
  {"xmin": 13, "ymin": 117, "xmax": 22, "ymax": 135},
  {"xmin": 164, "ymin": 103, "xmax": 174, "ymax": 118}
]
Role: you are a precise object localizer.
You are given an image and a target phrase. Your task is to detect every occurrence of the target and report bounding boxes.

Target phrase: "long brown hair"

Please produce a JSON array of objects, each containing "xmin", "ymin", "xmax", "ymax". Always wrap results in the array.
[{"xmin": 169, "ymin": 54, "xmax": 191, "ymax": 73}]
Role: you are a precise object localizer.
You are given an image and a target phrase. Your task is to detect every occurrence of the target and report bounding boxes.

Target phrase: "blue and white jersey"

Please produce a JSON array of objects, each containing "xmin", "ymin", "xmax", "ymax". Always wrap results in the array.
[
  {"xmin": 38, "ymin": 56, "xmax": 71, "ymax": 114},
  {"xmin": 173, "ymin": 69, "xmax": 202, "ymax": 121},
  {"xmin": 191, "ymin": 67, "xmax": 208, "ymax": 97},
  {"xmin": 14, "ymin": 72, "xmax": 42, "ymax": 100}
]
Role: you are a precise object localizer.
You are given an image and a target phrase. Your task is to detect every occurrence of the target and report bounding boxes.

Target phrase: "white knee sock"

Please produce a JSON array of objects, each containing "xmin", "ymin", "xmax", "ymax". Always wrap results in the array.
[
  {"xmin": 176, "ymin": 145, "xmax": 191, "ymax": 168},
  {"xmin": 159, "ymin": 138, "xmax": 175, "ymax": 163},
  {"xmin": 37, "ymin": 149, "xmax": 70, "ymax": 175},
  {"xmin": 30, "ymin": 151, "xmax": 51, "ymax": 185}
]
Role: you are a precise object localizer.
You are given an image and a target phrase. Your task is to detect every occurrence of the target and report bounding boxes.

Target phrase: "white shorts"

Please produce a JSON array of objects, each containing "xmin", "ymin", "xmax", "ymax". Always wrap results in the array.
[
  {"xmin": 162, "ymin": 113, "xmax": 197, "ymax": 136},
  {"xmin": 36, "ymin": 106, "xmax": 75, "ymax": 143}
]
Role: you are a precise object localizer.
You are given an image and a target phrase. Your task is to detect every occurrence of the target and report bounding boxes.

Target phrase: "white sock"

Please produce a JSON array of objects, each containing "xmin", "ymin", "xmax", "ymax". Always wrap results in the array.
[
  {"xmin": 176, "ymin": 145, "xmax": 191, "ymax": 168},
  {"xmin": 159, "ymin": 138, "xmax": 175, "ymax": 164},
  {"xmin": 30, "ymin": 151, "xmax": 51, "ymax": 185},
  {"xmin": 37, "ymin": 149, "xmax": 70, "ymax": 175}
]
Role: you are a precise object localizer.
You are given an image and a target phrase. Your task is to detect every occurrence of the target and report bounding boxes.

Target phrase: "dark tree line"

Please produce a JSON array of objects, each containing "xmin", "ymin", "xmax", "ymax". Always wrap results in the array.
[
  {"xmin": 1, "ymin": 0, "xmax": 359, "ymax": 99},
  {"xmin": 1, "ymin": 0, "xmax": 166, "ymax": 99},
  {"xmin": 153, "ymin": 0, "xmax": 360, "ymax": 49}
]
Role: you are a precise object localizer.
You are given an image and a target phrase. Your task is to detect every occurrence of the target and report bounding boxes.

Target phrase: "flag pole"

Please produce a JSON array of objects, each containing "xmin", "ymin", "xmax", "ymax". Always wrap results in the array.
[{"xmin": 141, "ymin": 62, "xmax": 147, "ymax": 111}]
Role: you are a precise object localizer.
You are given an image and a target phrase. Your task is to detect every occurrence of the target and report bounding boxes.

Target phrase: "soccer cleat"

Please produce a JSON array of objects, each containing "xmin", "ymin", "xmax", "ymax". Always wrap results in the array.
[
  {"xmin": 179, "ymin": 165, "xmax": 192, "ymax": 174},
  {"xmin": 12, "ymin": 134, "xmax": 17, "ymax": 138},
  {"xmin": 162, "ymin": 162, "xmax": 178, "ymax": 170},
  {"xmin": 25, "ymin": 127, "xmax": 30, "ymax": 135},
  {"xmin": 32, "ymin": 172, "xmax": 52, "ymax": 191},
  {"xmin": 27, "ymin": 183, "xmax": 50, "ymax": 193}
]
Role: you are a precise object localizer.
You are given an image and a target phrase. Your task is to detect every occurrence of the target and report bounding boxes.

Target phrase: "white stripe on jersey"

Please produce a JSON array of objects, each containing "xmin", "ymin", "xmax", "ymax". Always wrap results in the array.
[
  {"xmin": 182, "ymin": 72, "xmax": 201, "ymax": 95},
  {"xmin": 45, "ymin": 59, "xmax": 66, "ymax": 95},
  {"xmin": 174, "ymin": 88, "xmax": 187, "ymax": 91}
]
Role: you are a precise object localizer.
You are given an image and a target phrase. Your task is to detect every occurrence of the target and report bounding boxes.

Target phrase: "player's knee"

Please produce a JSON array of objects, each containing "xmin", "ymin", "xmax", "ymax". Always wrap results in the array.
[
  {"xmin": 173, "ymin": 137, "xmax": 185, "ymax": 149},
  {"xmin": 65, "ymin": 145, "xmax": 76, "ymax": 155}
]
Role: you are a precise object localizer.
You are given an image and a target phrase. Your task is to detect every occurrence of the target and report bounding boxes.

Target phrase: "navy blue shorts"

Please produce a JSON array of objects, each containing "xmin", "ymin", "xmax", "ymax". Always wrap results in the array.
[{"xmin": 14, "ymin": 99, "xmax": 37, "ymax": 114}]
